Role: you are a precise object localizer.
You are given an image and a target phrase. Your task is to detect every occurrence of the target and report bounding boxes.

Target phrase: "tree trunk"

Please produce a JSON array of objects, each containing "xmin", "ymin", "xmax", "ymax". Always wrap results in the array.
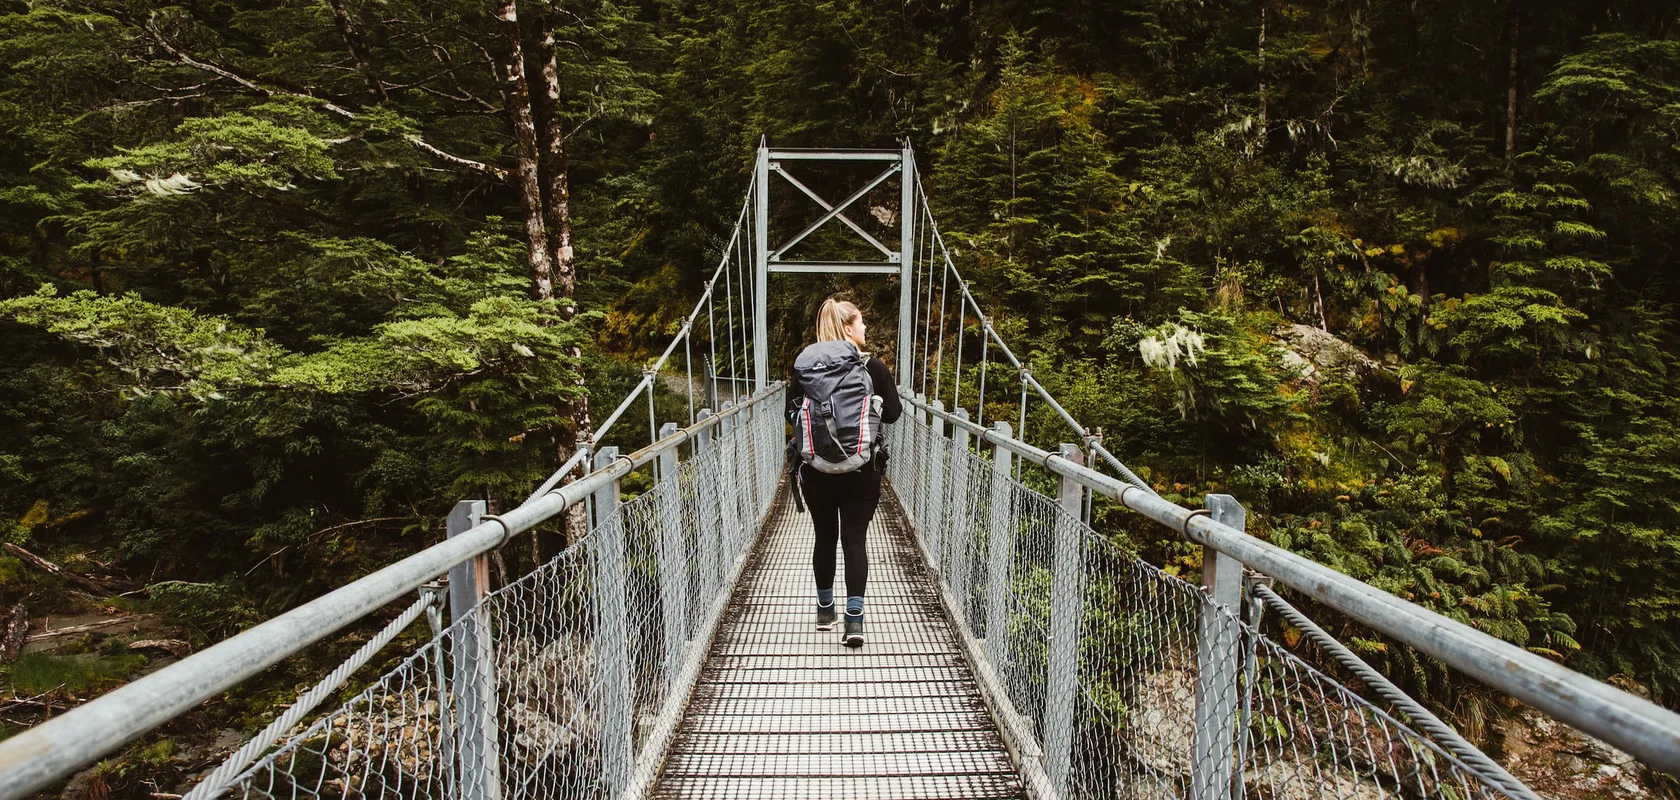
[
  {"xmin": 1505, "ymin": 2, "xmax": 1519, "ymax": 170},
  {"xmin": 324, "ymin": 0, "xmax": 386, "ymax": 101},
  {"xmin": 2, "ymin": 543, "xmax": 111, "ymax": 595},
  {"xmin": 496, "ymin": 0, "xmax": 555, "ymax": 303},
  {"xmin": 0, "ymin": 604, "xmax": 27, "ymax": 664},
  {"xmin": 538, "ymin": 30, "xmax": 577, "ymax": 312},
  {"xmin": 1257, "ymin": 1, "xmax": 1268, "ymax": 140},
  {"xmin": 535, "ymin": 24, "xmax": 594, "ymax": 548}
]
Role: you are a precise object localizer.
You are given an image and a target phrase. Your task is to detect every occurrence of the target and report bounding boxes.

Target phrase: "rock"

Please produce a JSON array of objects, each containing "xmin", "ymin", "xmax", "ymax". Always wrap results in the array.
[
  {"xmin": 1123, "ymin": 670, "xmax": 1196, "ymax": 778},
  {"xmin": 61, "ymin": 768, "xmax": 109, "ymax": 800},
  {"xmin": 1497, "ymin": 708, "xmax": 1656, "ymax": 800},
  {"xmin": 1277, "ymin": 324, "xmax": 1383, "ymax": 382},
  {"xmin": 1244, "ymin": 761, "xmax": 1387, "ymax": 800}
]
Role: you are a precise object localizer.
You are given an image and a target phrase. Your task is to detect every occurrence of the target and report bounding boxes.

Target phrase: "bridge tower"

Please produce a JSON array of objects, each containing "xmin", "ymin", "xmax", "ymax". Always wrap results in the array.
[{"xmin": 750, "ymin": 140, "xmax": 917, "ymax": 389}]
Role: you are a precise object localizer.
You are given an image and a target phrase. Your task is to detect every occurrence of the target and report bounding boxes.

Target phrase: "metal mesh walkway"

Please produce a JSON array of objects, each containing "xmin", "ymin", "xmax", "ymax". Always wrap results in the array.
[{"xmin": 653, "ymin": 481, "xmax": 1026, "ymax": 799}]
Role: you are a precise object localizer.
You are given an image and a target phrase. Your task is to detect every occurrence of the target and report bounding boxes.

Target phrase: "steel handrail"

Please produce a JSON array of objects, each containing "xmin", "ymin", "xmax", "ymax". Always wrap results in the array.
[
  {"xmin": 902, "ymin": 392, "xmax": 1680, "ymax": 775},
  {"xmin": 0, "ymin": 383, "xmax": 784, "ymax": 800}
]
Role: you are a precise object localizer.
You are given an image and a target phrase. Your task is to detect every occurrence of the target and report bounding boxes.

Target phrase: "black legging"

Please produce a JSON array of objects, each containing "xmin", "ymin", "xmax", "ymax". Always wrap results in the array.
[{"xmin": 800, "ymin": 465, "xmax": 881, "ymax": 598}]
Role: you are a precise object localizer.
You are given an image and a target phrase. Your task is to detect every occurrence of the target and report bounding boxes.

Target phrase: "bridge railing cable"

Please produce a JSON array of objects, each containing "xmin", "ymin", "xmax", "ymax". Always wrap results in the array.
[{"xmin": 892, "ymin": 392, "xmax": 1680, "ymax": 799}]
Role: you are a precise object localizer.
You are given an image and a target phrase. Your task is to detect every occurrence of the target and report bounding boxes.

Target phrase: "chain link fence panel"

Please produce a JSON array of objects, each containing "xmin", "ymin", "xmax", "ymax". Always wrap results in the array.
[
  {"xmin": 217, "ymin": 389, "xmax": 785, "ymax": 800},
  {"xmin": 888, "ymin": 406, "xmax": 1524, "ymax": 800}
]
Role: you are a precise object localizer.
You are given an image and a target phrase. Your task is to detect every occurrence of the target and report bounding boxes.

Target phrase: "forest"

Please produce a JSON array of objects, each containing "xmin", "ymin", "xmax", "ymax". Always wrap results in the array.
[{"xmin": 1, "ymin": 0, "xmax": 1678, "ymax": 794}]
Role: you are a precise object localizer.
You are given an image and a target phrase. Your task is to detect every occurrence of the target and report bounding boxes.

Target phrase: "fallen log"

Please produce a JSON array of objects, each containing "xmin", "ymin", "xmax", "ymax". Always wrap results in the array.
[
  {"xmin": 25, "ymin": 615, "xmax": 157, "ymax": 642},
  {"xmin": 2, "ymin": 543, "xmax": 111, "ymax": 594},
  {"xmin": 127, "ymin": 638, "xmax": 191, "ymax": 656}
]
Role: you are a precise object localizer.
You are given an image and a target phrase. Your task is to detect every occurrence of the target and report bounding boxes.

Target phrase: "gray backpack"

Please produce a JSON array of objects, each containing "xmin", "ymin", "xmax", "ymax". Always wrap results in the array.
[{"xmin": 792, "ymin": 341, "xmax": 881, "ymax": 474}]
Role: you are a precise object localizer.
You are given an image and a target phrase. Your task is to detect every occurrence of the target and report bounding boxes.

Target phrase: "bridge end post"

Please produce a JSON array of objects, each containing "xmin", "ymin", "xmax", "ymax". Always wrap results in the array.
[
  {"xmin": 1043, "ymin": 443, "xmax": 1086, "ymax": 795},
  {"xmin": 753, "ymin": 144, "xmax": 770, "ymax": 390},
  {"xmin": 446, "ymin": 500, "xmax": 500, "ymax": 800},
  {"xmin": 1191, "ymin": 494, "xmax": 1246, "ymax": 800},
  {"xmin": 592, "ymin": 447, "xmax": 633, "ymax": 795},
  {"xmin": 896, "ymin": 142, "xmax": 916, "ymax": 378},
  {"xmin": 982, "ymin": 421, "xmax": 1014, "ymax": 670},
  {"xmin": 656, "ymin": 422, "xmax": 688, "ymax": 695}
]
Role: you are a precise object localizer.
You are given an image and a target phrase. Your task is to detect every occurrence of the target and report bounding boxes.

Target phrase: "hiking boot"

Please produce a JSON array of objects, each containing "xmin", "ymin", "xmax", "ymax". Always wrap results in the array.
[
  {"xmin": 816, "ymin": 603, "xmax": 837, "ymax": 631},
  {"xmin": 842, "ymin": 615, "xmax": 864, "ymax": 648}
]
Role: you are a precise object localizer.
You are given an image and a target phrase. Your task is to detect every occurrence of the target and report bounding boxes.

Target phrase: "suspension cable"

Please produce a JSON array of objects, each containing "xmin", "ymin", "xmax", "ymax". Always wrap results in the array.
[
  {"xmin": 920, "ymin": 203, "xmax": 937, "ymax": 399},
  {"xmin": 976, "ymin": 329, "xmax": 989, "ymax": 428},
  {"xmin": 723, "ymin": 214, "xmax": 739, "ymax": 389},
  {"xmin": 646, "ymin": 369, "xmax": 658, "ymax": 450},
  {"xmin": 706, "ymin": 283, "xmax": 717, "ymax": 407},
  {"xmin": 1016, "ymin": 374, "xmax": 1028, "ymax": 482},
  {"xmin": 934, "ymin": 240, "xmax": 949, "ymax": 403},
  {"xmin": 908, "ymin": 198, "xmax": 924, "ymax": 389},
  {"xmin": 586, "ymin": 179, "xmax": 751, "ymax": 453},
  {"xmin": 684, "ymin": 330, "xmax": 695, "ymax": 426},
  {"xmin": 952, "ymin": 280, "xmax": 965, "ymax": 413}
]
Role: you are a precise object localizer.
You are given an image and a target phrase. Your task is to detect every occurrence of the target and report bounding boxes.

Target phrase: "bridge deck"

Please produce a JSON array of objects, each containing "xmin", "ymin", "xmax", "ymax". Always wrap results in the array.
[{"xmin": 652, "ymin": 484, "xmax": 1026, "ymax": 799}]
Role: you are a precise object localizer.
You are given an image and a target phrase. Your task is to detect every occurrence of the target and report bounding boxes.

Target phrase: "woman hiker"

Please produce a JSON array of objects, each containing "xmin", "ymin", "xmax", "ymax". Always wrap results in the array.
[{"xmin": 787, "ymin": 298, "xmax": 902, "ymax": 647}]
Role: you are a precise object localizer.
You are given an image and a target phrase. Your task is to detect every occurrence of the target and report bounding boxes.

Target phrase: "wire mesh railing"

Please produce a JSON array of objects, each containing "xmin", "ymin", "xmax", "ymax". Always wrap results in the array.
[
  {"xmin": 888, "ymin": 399, "xmax": 1539, "ymax": 800},
  {"xmin": 218, "ymin": 386, "xmax": 785, "ymax": 800}
]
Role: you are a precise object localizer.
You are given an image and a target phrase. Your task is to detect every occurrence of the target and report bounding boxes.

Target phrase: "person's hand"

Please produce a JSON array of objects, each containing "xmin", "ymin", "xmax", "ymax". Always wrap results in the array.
[{"xmin": 870, "ymin": 394, "xmax": 884, "ymax": 415}]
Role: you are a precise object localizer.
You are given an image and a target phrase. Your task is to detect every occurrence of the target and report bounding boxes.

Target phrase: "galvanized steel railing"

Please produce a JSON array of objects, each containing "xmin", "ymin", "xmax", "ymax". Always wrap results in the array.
[
  {"xmin": 889, "ymin": 391, "xmax": 1680, "ymax": 799},
  {"xmin": 0, "ymin": 386, "xmax": 785, "ymax": 800}
]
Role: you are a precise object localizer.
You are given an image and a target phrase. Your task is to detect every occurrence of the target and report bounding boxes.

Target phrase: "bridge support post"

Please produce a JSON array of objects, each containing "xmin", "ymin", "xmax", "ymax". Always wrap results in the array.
[
  {"xmin": 982, "ymin": 421, "xmax": 1014, "ymax": 669},
  {"xmin": 897, "ymin": 142, "xmax": 916, "ymax": 378},
  {"xmin": 1043, "ymin": 444, "xmax": 1086, "ymax": 795},
  {"xmin": 1191, "ymin": 494, "xmax": 1246, "ymax": 800},
  {"xmin": 926, "ymin": 400, "xmax": 947, "ymax": 572},
  {"xmin": 753, "ymin": 143, "xmax": 769, "ymax": 390},
  {"xmin": 592, "ymin": 447, "xmax": 633, "ymax": 796},
  {"xmin": 446, "ymin": 500, "xmax": 500, "ymax": 800},
  {"xmin": 717, "ymin": 401, "xmax": 742, "ymax": 559},
  {"xmin": 916, "ymin": 393, "xmax": 932, "ymax": 530},
  {"xmin": 693, "ymin": 409, "xmax": 722, "ymax": 601},
  {"xmin": 743, "ymin": 398, "xmax": 761, "ymax": 523},
  {"xmin": 656, "ymin": 422, "xmax": 688, "ymax": 695},
  {"xmin": 948, "ymin": 408, "xmax": 973, "ymax": 617}
]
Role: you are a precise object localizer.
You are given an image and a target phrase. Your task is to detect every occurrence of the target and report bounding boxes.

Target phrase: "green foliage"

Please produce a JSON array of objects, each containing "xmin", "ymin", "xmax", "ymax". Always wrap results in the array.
[
  {"xmin": 6, "ymin": 651, "xmax": 151, "ymax": 695},
  {"xmin": 0, "ymin": 0, "xmax": 1678, "ymax": 744},
  {"xmin": 1, "ymin": 286, "xmax": 281, "ymax": 399},
  {"xmin": 147, "ymin": 580, "xmax": 260, "ymax": 642},
  {"xmin": 913, "ymin": 0, "xmax": 1680, "ymax": 706}
]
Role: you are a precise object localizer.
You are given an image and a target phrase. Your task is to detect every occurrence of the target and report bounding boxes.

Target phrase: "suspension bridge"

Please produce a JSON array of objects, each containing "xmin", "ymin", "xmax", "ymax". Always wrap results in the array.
[{"xmin": 3, "ymin": 143, "xmax": 1679, "ymax": 800}]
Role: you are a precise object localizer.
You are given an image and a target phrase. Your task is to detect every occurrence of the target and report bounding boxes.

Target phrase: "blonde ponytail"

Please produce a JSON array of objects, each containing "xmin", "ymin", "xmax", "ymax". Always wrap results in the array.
[{"xmin": 815, "ymin": 298, "xmax": 862, "ymax": 345}]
